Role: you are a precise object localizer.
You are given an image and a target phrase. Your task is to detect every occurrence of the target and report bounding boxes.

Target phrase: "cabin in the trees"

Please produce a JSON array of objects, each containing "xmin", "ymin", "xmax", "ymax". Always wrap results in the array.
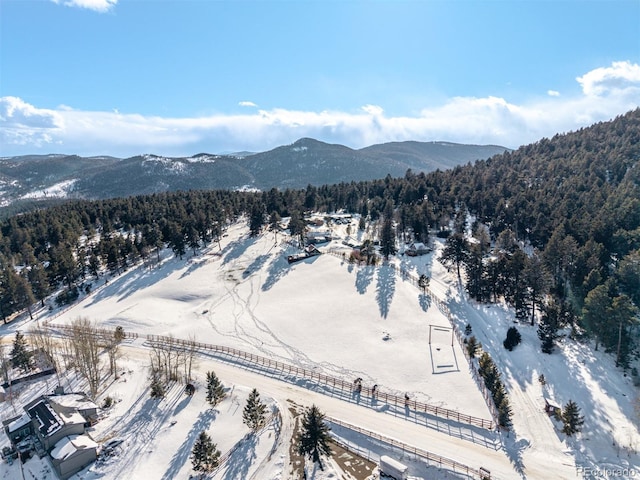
[
  {"xmin": 305, "ymin": 231, "xmax": 332, "ymax": 244},
  {"xmin": 287, "ymin": 245, "xmax": 322, "ymax": 263},
  {"xmin": 405, "ymin": 242, "xmax": 431, "ymax": 256}
]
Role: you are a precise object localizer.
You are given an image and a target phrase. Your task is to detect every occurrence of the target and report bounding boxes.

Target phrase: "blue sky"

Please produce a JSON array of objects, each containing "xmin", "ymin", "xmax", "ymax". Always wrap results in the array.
[{"xmin": 1, "ymin": 0, "xmax": 639, "ymax": 157}]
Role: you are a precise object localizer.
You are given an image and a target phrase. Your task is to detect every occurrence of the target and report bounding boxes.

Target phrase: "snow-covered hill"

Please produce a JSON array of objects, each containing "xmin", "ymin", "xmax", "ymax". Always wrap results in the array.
[{"xmin": 0, "ymin": 219, "xmax": 637, "ymax": 479}]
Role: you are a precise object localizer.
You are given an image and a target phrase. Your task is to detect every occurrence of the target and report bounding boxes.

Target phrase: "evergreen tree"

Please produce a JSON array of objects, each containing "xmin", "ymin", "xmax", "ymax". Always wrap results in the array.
[
  {"xmin": 191, "ymin": 430, "xmax": 221, "ymax": 473},
  {"xmin": 503, "ymin": 326, "xmax": 522, "ymax": 351},
  {"xmin": 150, "ymin": 375, "xmax": 165, "ymax": 398},
  {"xmin": 466, "ymin": 335, "xmax": 480, "ymax": 358},
  {"xmin": 464, "ymin": 323, "xmax": 473, "ymax": 336},
  {"xmin": 440, "ymin": 232, "xmax": 469, "ymax": 279},
  {"xmin": 206, "ymin": 371, "xmax": 225, "ymax": 406},
  {"xmin": 497, "ymin": 396, "xmax": 513, "ymax": 428},
  {"xmin": 478, "ymin": 352, "xmax": 498, "ymax": 392},
  {"xmin": 249, "ymin": 203, "xmax": 265, "ymax": 237},
  {"xmin": 10, "ymin": 331, "xmax": 33, "ymax": 373},
  {"xmin": 380, "ymin": 202, "xmax": 397, "ymax": 260},
  {"xmin": 242, "ymin": 388, "xmax": 267, "ymax": 431},
  {"xmin": 27, "ymin": 261, "xmax": 50, "ymax": 308},
  {"xmin": 561, "ymin": 400, "xmax": 585, "ymax": 436},
  {"xmin": 418, "ymin": 274, "xmax": 430, "ymax": 294},
  {"xmin": 268, "ymin": 211, "xmax": 281, "ymax": 243},
  {"xmin": 288, "ymin": 210, "xmax": 306, "ymax": 246},
  {"xmin": 297, "ymin": 404, "xmax": 333, "ymax": 471},
  {"xmin": 464, "ymin": 244, "xmax": 486, "ymax": 301},
  {"xmin": 538, "ymin": 299, "xmax": 563, "ymax": 354},
  {"xmin": 582, "ymin": 284, "xmax": 612, "ymax": 351},
  {"xmin": 538, "ymin": 321, "xmax": 556, "ymax": 354},
  {"xmin": 524, "ymin": 253, "xmax": 550, "ymax": 325},
  {"xmin": 609, "ymin": 294, "xmax": 639, "ymax": 368}
]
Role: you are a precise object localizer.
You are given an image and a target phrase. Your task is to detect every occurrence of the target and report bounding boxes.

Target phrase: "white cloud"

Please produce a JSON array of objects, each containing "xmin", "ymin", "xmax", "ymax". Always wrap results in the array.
[
  {"xmin": 0, "ymin": 97, "xmax": 64, "ymax": 149},
  {"xmin": 577, "ymin": 61, "xmax": 640, "ymax": 97},
  {"xmin": 362, "ymin": 104, "xmax": 384, "ymax": 116},
  {"xmin": 2, "ymin": 61, "xmax": 639, "ymax": 157},
  {"xmin": 547, "ymin": 90, "xmax": 560, "ymax": 97},
  {"xmin": 51, "ymin": 0, "xmax": 117, "ymax": 13},
  {"xmin": 239, "ymin": 101, "xmax": 258, "ymax": 108}
]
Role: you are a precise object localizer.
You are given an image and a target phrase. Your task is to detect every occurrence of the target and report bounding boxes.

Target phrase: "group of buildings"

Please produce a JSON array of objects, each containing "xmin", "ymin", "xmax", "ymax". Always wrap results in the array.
[{"xmin": 2, "ymin": 386, "xmax": 101, "ymax": 479}]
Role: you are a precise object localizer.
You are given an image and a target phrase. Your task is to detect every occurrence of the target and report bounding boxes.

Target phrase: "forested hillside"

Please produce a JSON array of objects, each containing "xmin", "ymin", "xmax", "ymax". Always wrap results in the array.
[{"xmin": 0, "ymin": 110, "xmax": 638, "ymax": 369}]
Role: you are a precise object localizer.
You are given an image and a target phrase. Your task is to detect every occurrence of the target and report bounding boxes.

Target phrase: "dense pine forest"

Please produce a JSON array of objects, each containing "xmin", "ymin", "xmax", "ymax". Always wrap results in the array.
[{"xmin": 1, "ymin": 110, "xmax": 638, "ymax": 369}]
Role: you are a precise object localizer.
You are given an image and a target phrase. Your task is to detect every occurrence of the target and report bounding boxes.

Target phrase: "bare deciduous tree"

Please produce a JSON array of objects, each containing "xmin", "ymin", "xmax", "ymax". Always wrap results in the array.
[
  {"xmin": 101, "ymin": 326, "xmax": 125, "ymax": 378},
  {"xmin": 29, "ymin": 321, "xmax": 62, "ymax": 385},
  {"xmin": 69, "ymin": 317, "xmax": 103, "ymax": 398}
]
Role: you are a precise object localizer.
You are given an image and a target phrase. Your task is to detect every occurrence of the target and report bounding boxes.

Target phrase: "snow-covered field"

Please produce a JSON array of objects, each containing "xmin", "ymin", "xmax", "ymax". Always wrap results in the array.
[{"xmin": 1, "ymin": 218, "xmax": 638, "ymax": 480}]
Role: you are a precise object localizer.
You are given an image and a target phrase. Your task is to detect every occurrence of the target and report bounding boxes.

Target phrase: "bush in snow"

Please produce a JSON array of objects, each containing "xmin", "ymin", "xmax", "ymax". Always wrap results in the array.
[
  {"xmin": 503, "ymin": 326, "xmax": 522, "ymax": 351},
  {"xmin": 150, "ymin": 375, "xmax": 165, "ymax": 398}
]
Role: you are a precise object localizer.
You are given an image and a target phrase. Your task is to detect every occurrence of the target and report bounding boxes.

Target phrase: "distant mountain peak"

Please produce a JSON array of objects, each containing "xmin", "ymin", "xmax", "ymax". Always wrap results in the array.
[{"xmin": 0, "ymin": 138, "xmax": 510, "ymax": 213}]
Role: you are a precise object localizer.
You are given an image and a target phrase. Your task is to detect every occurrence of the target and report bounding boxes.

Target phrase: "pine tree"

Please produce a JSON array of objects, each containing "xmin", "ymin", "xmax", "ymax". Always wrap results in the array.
[
  {"xmin": 191, "ymin": 430, "xmax": 221, "ymax": 473},
  {"xmin": 538, "ymin": 300, "xmax": 560, "ymax": 354},
  {"xmin": 464, "ymin": 323, "xmax": 472, "ymax": 336},
  {"xmin": 10, "ymin": 331, "xmax": 33, "ymax": 373},
  {"xmin": 249, "ymin": 203, "xmax": 265, "ymax": 237},
  {"xmin": 478, "ymin": 352, "xmax": 498, "ymax": 392},
  {"xmin": 466, "ymin": 335, "xmax": 480, "ymax": 358},
  {"xmin": 561, "ymin": 400, "xmax": 584, "ymax": 436},
  {"xmin": 297, "ymin": 404, "xmax": 332, "ymax": 471},
  {"xmin": 418, "ymin": 274, "xmax": 430, "ymax": 294},
  {"xmin": 380, "ymin": 203, "xmax": 397, "ymax": 260},
  {"xmin": 440, "ymin": 232, "xmax": 469, "ymax": 279},
  {"xmin": 242, "ymin": 388, "xmax": 267, "ymax": 431},
  {"xmin": 206, "ymin": 371, "xmax": 225, "ymax": 406},
  {"xmin": 537, "ymin": 319, "xmax": 556, "ymax": 354},
  {"xmin": 497, "ymin": 396, "xmax": 513, "ymax": 428},
  {"xmin": 503, "ymin": 326, "xmax": 522, "ymax": 351},
  {"xmin": 150, "ymin": 375, "xmax": 165, "ymax": 398}
]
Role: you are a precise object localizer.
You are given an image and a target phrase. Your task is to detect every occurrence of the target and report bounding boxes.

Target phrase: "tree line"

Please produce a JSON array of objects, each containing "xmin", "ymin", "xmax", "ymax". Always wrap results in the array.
[{"xmin": 0, "ymin": 109, "xmax": 637, "ymax": 367}]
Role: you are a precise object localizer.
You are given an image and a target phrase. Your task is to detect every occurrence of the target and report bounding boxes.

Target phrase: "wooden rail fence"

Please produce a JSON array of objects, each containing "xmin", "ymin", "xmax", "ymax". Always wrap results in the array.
[
  {"xmin": 328, "ymin": 416, "xmax": 493, "ymax": 480},
  {"xmin": 45, "ymin": 323, "xmax": 494, "ymax": 430}
]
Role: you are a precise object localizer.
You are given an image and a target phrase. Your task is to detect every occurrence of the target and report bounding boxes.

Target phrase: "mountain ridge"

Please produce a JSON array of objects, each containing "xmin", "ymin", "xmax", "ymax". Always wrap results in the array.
[{"xmin": 0, "ymin": 139, "xmax": 508, "ymax": 213}]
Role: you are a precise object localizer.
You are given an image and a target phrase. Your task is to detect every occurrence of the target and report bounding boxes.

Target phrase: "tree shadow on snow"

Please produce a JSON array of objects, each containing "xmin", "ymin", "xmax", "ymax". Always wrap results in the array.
[
  {"xmin": 243, "ymin": 254, "xmax": 270, "ymax": 279},
  {"xmin": 161, "ymin": 409, "xmax": 218, "ymax": 480},
  {"xmin": 418, "ymin": 292, "xmax": 431, "ymax": 312},
  {"xmin": 220, "ymin": 432, "xmax": 258, "ymax": 480},
  {"xmin": 355, "ymin": 265, "xmax": 374, "ymax": 294},
  {"xmin": 501, "ymin": 427, "xmax": 527, "ymax": 479},
  {"xmin": 173, "ymin": 393, "xmax": 192, "ymax": 416},
  {"xmin": 261, "ymin": 254, "xmax": 291, "ymax": 291},
  {"xmin": 222, "ymin": 234, "xmax": 257, "ymax": 265},
  {"xmin": 84, "ymin": 256, "xmax": 183, "ymax": 306},
  {"xmin": 376, "ymin": 265, "xmax": 395, "ymax": 318}
]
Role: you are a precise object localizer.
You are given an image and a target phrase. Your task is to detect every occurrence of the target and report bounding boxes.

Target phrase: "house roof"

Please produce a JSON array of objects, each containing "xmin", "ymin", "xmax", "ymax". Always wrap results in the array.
[
  {"xmin": 27, "ymin": 399, "xmax": 63, "ymax": 437},
  {"xmin": 51, "ymin": 434, "xmax": 98, "ymax": 460},
  {"xmin": 59, "ymin": 410, "xmax": 86, "ymax": 426},
  {"xmin": 7, "ymin": 413, "xmax": 31, "ymax": 433},
  {"xmin": 48, "ymin": 394, "xmax": 98, "ymax": 412}
]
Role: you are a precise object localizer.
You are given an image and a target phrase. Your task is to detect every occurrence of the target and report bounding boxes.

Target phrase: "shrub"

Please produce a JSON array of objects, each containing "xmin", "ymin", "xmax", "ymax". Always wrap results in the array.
[
  {"xmin": 503, "ymin": 326, "xmax": 522, "ymax": 351},
  {"xmin": 55, "ymin": 287, "xmax": 79, "ymax": 306}
]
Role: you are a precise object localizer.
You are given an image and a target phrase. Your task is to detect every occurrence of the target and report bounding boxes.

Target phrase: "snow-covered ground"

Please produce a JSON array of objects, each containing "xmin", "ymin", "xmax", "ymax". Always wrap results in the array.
[{"xmin": 0, "ymin": 218, "xmax": 638, "ymax": 480}]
